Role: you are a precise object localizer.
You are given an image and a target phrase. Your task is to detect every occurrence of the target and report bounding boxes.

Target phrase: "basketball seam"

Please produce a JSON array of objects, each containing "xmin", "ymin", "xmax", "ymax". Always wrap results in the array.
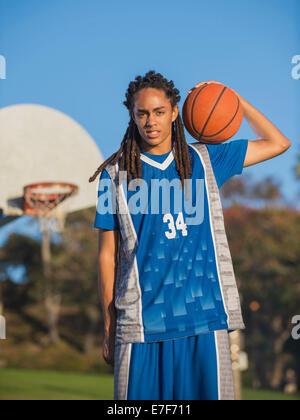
[
  {"xmin": 200, "ymin": 95, "xmax": 241, "ymax": 139},
  {"xmin": 198, "ymin": 86, "xmax": 227, "ymax": 141},
  {"xmin": 190, "ymin": 84, "xmax": 209, "ymax": 137}
]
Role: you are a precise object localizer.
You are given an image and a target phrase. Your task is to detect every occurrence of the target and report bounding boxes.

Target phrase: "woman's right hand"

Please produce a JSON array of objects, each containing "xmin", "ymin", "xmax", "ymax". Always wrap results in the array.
[{"xmin": 103, "ymin": 333, "xmax": 115, "ymax": 367}]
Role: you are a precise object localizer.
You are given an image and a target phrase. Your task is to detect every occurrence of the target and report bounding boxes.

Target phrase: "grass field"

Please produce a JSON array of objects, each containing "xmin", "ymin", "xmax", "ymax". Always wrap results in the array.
[{"xmin": 0, "ymin": 369, "xmax": 299, "ymax": 400}]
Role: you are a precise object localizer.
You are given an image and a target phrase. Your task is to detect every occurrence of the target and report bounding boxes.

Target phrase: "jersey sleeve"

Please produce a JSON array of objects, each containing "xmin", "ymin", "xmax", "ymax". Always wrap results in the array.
[
  {"xmin": 206, "ymin": 139, "xmax": 249, "ymax": 188},
  {"xmin": 94, "ymin": 169, "xmax": 120, "ymax": 230}
]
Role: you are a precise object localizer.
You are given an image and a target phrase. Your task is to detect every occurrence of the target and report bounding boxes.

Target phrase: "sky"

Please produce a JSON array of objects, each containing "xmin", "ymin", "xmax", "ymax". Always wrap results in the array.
[{"xmin": 0, "ymin": 0, "xmax": 299, "ymax": 248}]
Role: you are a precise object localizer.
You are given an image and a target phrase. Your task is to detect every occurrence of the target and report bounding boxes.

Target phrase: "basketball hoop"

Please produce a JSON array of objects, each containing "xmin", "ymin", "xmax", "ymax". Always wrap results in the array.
[{"xmin": 23, "ymin": 182, "xmax": 78, "ymax": 233}]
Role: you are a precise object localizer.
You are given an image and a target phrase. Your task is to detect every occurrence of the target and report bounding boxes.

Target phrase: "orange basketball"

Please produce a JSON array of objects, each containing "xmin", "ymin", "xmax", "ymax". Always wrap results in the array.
[{"xmin": 182, "ymin": 82, "xmax": 243, "ymax": 144}]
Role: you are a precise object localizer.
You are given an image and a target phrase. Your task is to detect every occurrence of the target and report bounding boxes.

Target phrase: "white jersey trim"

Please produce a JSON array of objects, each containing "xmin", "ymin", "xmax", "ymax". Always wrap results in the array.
[
  {"xmin": 188, "ymin": 144, "xmax": 230, "ymax": 323},
  {"xmin": 140, "ymin": 149, "xmax": 175, "ymax": 170}
]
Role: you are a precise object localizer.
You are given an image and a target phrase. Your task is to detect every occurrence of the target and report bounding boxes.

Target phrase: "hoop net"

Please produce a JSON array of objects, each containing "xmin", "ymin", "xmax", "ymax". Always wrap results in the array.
[{"xmin": 23, "ymin": 182, "xmax": 78, "ymax": 233}]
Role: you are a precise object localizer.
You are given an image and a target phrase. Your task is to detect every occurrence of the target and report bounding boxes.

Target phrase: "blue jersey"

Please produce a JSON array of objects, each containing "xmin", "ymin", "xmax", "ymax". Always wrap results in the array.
[{"xmin": 95, "ymin": 140, "xmax": 248, "ymax": 342}]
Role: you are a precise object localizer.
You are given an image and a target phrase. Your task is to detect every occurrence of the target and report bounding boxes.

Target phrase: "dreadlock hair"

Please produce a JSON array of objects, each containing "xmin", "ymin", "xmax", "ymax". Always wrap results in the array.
[{"xmin": 89, "ymin": 70, "xmax": 192, "ymax": 195}]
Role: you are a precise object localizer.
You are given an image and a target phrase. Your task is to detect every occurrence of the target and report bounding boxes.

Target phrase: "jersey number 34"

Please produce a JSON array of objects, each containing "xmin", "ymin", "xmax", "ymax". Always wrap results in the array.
[{"xmin": 163, "ymin": 213, "xmax": 188, "ymax": 239}]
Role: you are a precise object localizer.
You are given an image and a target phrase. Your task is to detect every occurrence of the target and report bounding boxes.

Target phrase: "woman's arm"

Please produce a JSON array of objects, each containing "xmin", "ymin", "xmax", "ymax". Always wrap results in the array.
[
  {"xmin": 98, "ymin": 228, "xmax": 120, "ymax": 366},
  {"xmin": 188, "ymin": 81, "xmax": 291, "ymax": 167},
  {"xmin": 239, "ymin": 96, "xmax": 291, "ymax": 167}
]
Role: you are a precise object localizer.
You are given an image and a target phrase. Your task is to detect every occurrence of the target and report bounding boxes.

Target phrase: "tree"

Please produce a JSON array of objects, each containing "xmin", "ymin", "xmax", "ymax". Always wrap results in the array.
[
  {"xmin": 221, "ymin": 174, "xmax": 283, "ymax": 208},
  {"xmin": 225, "ymin": 206, "xmax": 300, "ymax": 389},
  {"xmin": 53, "ymin": 207, "xmax": 102, "ymax": 353},
  {"xmin": 0, "ymin": 207, "xmax": 102, "ymax": 352}
]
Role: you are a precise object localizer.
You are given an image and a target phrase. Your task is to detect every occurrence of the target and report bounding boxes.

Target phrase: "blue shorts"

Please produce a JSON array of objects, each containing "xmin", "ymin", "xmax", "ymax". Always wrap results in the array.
[{"xmin": 114, "ymin": 330, "xmax": 234, "ymax": 400}]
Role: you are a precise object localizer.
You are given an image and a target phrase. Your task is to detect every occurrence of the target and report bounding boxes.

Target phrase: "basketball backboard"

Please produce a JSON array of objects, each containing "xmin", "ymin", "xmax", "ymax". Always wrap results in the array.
[{"xmin": 0, "ymin": 104, "xmax": 104, "ymax": 221}]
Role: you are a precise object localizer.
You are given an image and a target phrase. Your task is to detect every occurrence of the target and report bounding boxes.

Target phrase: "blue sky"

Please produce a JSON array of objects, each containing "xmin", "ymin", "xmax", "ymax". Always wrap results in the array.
[{"xmin": 0, "ymin": 0, "xmax": 299, "ymax": 247}]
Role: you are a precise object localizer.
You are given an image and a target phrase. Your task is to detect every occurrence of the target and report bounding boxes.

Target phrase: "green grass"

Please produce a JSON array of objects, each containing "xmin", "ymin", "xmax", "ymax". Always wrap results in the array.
[
  {"xmin": 0, "ymin": 369, "xmax": 299, "ymax": 400},
  {"xmin": 242, "ymin": 387, "xmax": 300, "ymax": 401},
  {"xmin": 0, "ymin": 369, "xmax": 114, "ymax": 400}
]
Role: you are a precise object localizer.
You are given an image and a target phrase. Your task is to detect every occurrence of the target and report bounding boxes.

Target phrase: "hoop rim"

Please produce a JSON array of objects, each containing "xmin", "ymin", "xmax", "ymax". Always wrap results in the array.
[
  {"xmin": 23, "ymin": 182, "xmax": 78, "ymax": 216},
  {"xmin": 24, "ymin": 181, "xmax": 78, "ymax": 193}
]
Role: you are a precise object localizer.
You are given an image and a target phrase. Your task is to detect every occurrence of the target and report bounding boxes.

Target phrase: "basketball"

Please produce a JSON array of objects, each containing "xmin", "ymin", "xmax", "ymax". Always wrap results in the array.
[{"xmin": 182, "ymin": 82, "xmax": 243, "ymax": 144}]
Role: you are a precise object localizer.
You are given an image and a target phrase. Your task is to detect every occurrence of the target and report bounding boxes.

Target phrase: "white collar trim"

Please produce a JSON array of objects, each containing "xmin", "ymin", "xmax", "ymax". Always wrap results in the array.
[{"xmin": 140, "ymin": 149, "xmax": 175, "ymax": 170}]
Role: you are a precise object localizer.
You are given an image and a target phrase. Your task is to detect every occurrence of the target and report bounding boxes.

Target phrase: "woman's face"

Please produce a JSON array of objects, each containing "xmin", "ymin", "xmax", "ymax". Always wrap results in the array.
[{"xmin": 132, "ymin": 88, "xmax": 179, "ymax": 154}]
